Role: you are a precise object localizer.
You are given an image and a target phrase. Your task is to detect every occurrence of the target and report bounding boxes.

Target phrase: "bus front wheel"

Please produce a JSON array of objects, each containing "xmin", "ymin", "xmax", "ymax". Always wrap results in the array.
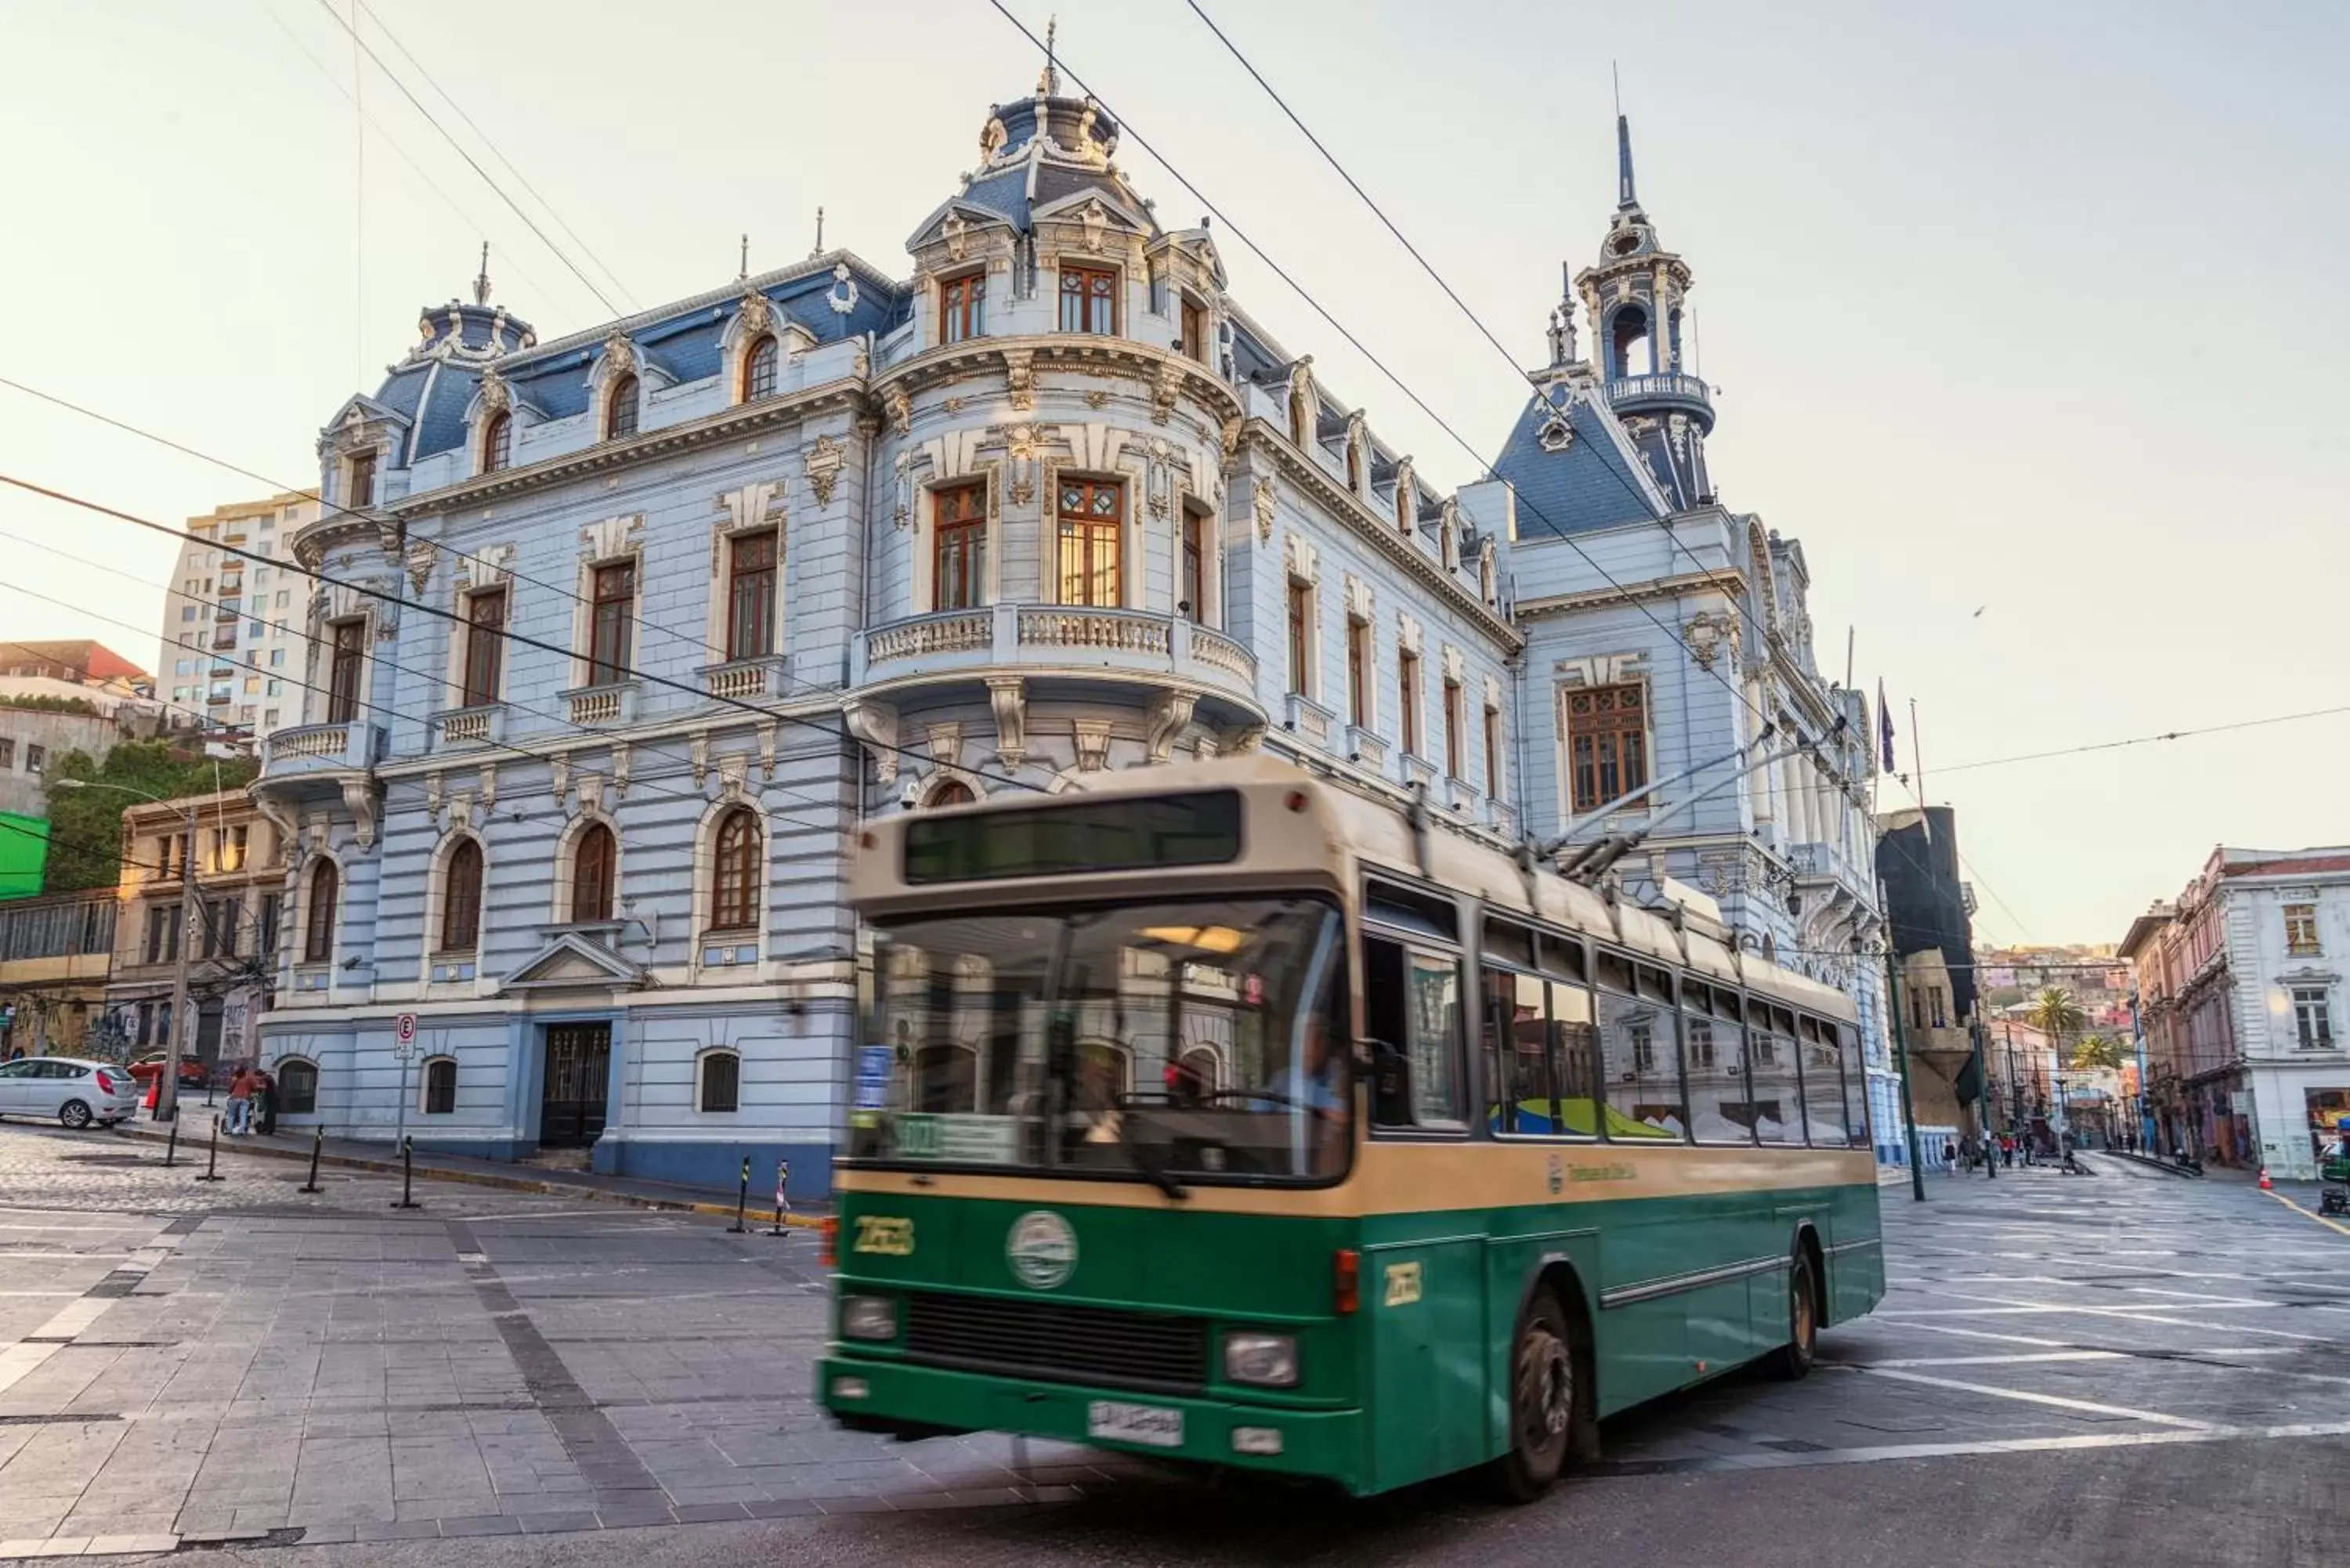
[
  {"xmin": 1764, "ymin": 1246, "xmax": 1819, "ymax": 1380},
  {"xmin": 1493, "ymin": 1287, "xmax": 1578, "ymax": 1501}
]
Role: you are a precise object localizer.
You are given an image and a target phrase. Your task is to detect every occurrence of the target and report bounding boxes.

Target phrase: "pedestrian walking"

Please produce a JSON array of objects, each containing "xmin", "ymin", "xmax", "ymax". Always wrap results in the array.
[
  {"xmin": 226, "ymin": 1064, "xmax": 255, "ymax": 1136},
  {"xmin": 1943, "ymin": 1139, "xmax": 1958, "ymax": 1177}
]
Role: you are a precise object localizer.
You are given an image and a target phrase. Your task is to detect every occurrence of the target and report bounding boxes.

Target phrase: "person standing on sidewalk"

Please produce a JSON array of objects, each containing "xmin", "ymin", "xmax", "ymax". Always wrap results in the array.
[
  {"xmin": 225, "ymin": 1064, "xmax": 255, "ymax": 1136},
  {"xmin": 254, "ymin": 1065, "xmax": 278, "ymax": 1137}
]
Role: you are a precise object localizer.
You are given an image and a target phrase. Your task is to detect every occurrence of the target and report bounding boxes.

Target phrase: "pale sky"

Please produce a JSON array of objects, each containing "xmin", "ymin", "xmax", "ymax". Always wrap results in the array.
[{"xmin": 2, "ymin": 1, "xmax": 2342, "ymax": 946}]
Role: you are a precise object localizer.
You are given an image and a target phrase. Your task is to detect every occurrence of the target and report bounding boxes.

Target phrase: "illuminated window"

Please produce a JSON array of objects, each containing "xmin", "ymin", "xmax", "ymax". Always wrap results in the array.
[
  {"xmin": 1058, "ymin": 263, "xmax": 1115, "ymax": 334},
  {"xmin": 1055, "ymin": 478, "xmax": 1122, "ymax": 606},
  {"xmin": 940, "ymin": 271, "xmax": 986, "ymax": 343},
  {"xmin": 1566, "ymin": 683, "xmax": 1647, "ymax": 814},
  {"xmin": 932, "ymin": 484, "xmax": 987, "ymax": 611}
]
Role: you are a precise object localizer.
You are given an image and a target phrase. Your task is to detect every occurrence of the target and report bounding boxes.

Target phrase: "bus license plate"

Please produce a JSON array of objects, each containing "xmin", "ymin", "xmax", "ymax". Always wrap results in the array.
[{"xmin": 1087, "ymin": 1400, "xmax": 1184, "ymax": 1448}]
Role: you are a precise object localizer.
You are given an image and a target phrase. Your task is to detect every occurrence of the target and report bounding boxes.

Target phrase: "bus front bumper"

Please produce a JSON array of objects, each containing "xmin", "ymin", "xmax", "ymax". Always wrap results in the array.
[{"xmin": 817, "ymin": 1353, "xmax": 1365, "ymax": 1488}]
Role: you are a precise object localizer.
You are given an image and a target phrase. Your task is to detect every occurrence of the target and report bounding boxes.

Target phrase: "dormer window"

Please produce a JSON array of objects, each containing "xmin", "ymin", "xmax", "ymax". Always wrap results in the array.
[
  {"xmin": 482, "ymin": 411, "xmax": 512, "ymax": 474},
  {"xmin": 743, "ymin": 335, "xmax": 778, "ymax": 402},
  {"xmin": 1058, "ymin": 263, "xmax": 1116, "ymax": 334},
  {"xmin": 606, "ymin": 373, "xmax": 640, "ymax": 439},
  {"xmin": 940, "ymin": 271, "xmax": 986, "ymax": 345},
  {"xmin": 345, "ymin": 450, "xmax": 376, "ymax": 509}
]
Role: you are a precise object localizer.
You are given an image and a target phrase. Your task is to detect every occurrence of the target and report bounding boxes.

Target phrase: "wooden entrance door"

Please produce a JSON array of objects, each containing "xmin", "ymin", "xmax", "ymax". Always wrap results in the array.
[{"xmin": 541, "ymin": 1024, "xmax": 611, "ymax": 1148}]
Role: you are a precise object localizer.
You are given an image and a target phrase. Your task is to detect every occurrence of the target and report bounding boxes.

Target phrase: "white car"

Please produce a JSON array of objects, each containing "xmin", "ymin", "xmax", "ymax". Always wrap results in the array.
[{"xmin": 0, "ymin": 1057, "xmax": 142, "ymax": 1129}]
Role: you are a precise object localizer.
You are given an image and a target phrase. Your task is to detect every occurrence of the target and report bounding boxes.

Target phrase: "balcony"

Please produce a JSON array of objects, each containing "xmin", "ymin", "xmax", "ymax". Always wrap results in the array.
[
  {"xmin": 260, "ymin": 721, "xmax": 385, "ymax": 778},
  {"xmin": 433, "ymin": 703, "xmax": 506, "ymax": 750},
  {"xmin": 1788, "ymin": 840, "xmax": 1867, "ymax": 891},
  {"xmin": 1603, "ymin": 372, "xmax": 1714, "ymax": 422},
  {"xmin": 563, "ymin": 681, "xmax": 642, "ymax": 728},
  {"xmin": 859, "ymin": 605, "xmax": 1262, "ymax": 723},
  {"xmin": 702, "ymin": 654, "xmax": 791, "ymax": 703}
]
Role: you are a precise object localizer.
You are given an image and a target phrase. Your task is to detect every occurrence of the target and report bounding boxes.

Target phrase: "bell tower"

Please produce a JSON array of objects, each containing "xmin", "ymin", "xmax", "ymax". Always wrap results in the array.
[{"xmin": 1573, "ymin": 112, "xmax": 1714, "ymax": 508}]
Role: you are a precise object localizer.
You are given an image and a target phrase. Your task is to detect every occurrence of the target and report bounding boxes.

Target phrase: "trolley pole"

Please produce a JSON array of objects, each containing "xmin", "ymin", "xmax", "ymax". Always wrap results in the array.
[{"xmin": 1882, "ymin": 945, "xmax": 1926, "ymax": 1203}]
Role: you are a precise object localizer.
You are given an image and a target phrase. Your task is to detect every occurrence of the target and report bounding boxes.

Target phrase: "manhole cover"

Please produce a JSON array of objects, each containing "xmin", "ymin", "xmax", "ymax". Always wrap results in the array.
[{"xmin": 59, "ymin": 1154, "xmax": 159, "ymax": 1167}]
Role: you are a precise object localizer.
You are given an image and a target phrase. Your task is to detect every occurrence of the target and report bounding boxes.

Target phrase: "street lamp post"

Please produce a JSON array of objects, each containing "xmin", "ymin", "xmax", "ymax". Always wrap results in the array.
[{"xmin": 53, "ymin": 780, "xmax": 197, "ymax": 1124}]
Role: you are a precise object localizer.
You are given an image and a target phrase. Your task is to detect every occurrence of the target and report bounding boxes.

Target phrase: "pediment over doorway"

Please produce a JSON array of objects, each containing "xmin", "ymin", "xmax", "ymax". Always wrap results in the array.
[{"xmin": 498, "ymin": 930, "xmax": 647, "ymax": 995}]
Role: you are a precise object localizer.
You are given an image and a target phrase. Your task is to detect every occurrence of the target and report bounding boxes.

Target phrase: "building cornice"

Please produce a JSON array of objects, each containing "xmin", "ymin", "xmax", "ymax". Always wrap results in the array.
[
  {"xmin": 873, "ymin": 335, "xmax": 1246, "ymax": 427},
  {"xmin": 1514, "ymin": 565, "xmax": 1744, "ymax": 620},
  {"xmin": 1248, "ymin": 421, "xmax": 1523, "ymax": 651}
]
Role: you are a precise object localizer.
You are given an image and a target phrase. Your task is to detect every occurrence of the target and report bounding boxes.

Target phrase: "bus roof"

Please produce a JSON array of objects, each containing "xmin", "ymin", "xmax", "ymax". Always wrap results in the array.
[{"xmin": 855, "ymin": 757, "xmax": 1857, "ymax": 1023}]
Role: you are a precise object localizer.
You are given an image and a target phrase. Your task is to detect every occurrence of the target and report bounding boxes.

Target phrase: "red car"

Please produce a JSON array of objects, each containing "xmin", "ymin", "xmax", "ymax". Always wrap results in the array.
[{"xmin": 127, "ymin": 1053, "xmax": 208, "ymax": 1090}]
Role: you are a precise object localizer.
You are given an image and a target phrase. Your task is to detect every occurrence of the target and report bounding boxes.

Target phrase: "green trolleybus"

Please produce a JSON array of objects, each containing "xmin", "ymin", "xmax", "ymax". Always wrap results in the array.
[{"xmin": 819, "ymin": 758, "xmax": 1883, "ymax": 1498}]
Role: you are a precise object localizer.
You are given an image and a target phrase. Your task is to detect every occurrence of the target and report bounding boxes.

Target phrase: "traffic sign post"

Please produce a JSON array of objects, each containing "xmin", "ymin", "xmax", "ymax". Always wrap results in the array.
[{"xmin": 392, "ymin": 1015, "xmax": 418, "ymax": 1151}]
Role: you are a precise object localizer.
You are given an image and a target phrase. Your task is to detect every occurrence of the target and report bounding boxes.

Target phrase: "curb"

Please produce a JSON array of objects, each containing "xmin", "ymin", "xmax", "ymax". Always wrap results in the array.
[
  {"xmin": 2097, "ymin": 1149, "xmax": 2204, "ymax": 1180},
  {"xmin": 106, "ymin": 1121, "xmax": 826, "ymax": 1228}
]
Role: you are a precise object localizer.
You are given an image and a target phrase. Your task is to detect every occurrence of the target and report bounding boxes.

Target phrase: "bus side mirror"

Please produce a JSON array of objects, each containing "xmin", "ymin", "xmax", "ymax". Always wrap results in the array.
[{"xmin": 1369, "ymin": 1039, "xmax": 1412, "ymax": 1125}]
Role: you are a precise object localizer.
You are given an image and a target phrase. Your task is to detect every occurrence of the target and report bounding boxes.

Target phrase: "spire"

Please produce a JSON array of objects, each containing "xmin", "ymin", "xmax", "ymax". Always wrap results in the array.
[
  {"xmin": 472, "ymin": 242, "xmax": 492, "ymax": 307},
  {"xmin": 1039, "ymin": 14, "xmax": 1060, "ymax": 95},
  {"xmin": 810, "ymin": 207, "xmax": 825, "ymax": 259},
  {"xmin": 739, "ymin": 233, "xmax": 750, "ymax": 280},
  {"xmin": 1616, "ymin": 112, "xmax": 1638, "ymax": 210}
]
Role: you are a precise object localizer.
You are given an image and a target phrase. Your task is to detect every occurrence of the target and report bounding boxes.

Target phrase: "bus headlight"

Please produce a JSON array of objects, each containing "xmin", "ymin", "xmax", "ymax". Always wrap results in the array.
[
  {"xmin": 1223, "ymin": 1332, "xmax": 1298, "ymax": 1387},
  {"xmin": 840, "ymin": 1295, "xmax": 898, "ymax": 1342}
]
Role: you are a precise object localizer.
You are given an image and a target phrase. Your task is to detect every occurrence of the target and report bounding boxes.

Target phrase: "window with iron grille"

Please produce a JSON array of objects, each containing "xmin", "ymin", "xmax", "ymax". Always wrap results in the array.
[
  {"xmin": 422, "ymin": 1057, "xmax": 457, "ymax": 1115},
  {"xmin": 933, "ymin": 484, "xmax": 987, "ymax": 611},
  {"xmin": 277, "ymin": 1058, "xmax": 316, "ymax": 1114},
  {"xmin": 1566, "ymin": 682, "xmax": 1647, "ymax": 814},
  {"xmin": 699, "ymin": 1050, "xmax": 741, "ymax": 1114}
]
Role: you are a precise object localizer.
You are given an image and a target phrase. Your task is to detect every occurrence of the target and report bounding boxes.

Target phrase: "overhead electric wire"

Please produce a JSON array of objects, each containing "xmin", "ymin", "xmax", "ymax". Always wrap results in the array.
[
  {"xmin": 0, "ymin": 373, "xmax": 1036, "ymax": 797},
  {"xmin": 351, "ymin": 0, "xmax": 638, "ymax": 313},
  {"xmin": 0, "ymin": 551, "xmax": 862, "ymax": 847},
  {"xmin": 1932, "ymin": 703, "xmax": 2350, "ymax": 775},
  {"xmin": 308, "ymin": 0, "xmax": 627, "ymax": 318}
]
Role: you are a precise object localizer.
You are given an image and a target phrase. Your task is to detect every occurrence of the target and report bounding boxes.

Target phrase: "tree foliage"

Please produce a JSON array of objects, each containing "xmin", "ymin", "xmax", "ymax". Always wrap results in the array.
[
  {"xmin": 40, "ymin": 742, "xmax": 260, "ymax": 894},
  {"xmin": 0, "ymin": 693, "xmax": 100, "ymax": 715},
  {"xmin": 2070, "ymin": 1035, "xmax": 2127, "ymax": 1071},
  {"xmin": 2026, "ymin": 985, "xmax": 2087, "ymax": 1049}
]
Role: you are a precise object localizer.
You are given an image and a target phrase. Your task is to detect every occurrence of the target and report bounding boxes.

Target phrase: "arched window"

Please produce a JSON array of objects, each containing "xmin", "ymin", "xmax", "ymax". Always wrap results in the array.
[
  {"xmin": 482, "ymin": 411, "xmax": 512, "ymax": 474},
  {"xmin": 1610, "ymin": 305, "xmax": 1652, "ymax": 379},
  {"xmin": 743, "ymin": 334, "xmax": 779, "ymax": 403},
  {"xmin": 709, "ymin": 807, "xmax": 761, "ymax": 932},
  {"xmin": 606, "ymin": 373, "xmax": 639, "ymax": 439},
  {"xmin": 277, "ymin": 1058, "xmax": 317, "ymax": 1114},
  {"xmin": 302, "ymin": 859, "xmax": 338, "ymax": 963},
  {"xmin": 421, "ymin": 1057, "xmax": 457, "ymax": 1115},
  {"xmin": 697, "ymin": 1050, "xmax": 740, "ymax": 1114},
  {"xmin": 439, "ymin": 838, "xmax": 483, "ymax": 954},
  {"xmin": 572, "ymin": 822, "xmax": 616, "ymax": 923},
  {"xmin": 926, "ymin": 779, "xmax": 977, "ymax": 808}
]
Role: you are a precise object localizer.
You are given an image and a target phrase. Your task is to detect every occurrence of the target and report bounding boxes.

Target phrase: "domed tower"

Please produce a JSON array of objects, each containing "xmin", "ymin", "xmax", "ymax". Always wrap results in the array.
[{"xmin": 1574, "ymin": 114, "xmax": 1712, "ymax": 508}]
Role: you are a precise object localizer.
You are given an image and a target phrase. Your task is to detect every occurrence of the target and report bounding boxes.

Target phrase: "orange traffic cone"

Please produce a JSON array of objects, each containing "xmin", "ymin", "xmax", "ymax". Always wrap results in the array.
[{"xmin": 2258, "ymin": 1167, "xmax": 2272, "ymax": 1190}]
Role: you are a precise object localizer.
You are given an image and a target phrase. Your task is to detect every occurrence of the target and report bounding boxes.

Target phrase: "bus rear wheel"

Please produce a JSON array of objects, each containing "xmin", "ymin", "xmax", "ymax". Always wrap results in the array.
[
  {"xmin": 1764, "ymin": 1246, "xmax": 1818, "ymax": 1381},
  {"xmin": 1493, "ymin": 1287, "xmax": 1577, "ymax": 1501}
]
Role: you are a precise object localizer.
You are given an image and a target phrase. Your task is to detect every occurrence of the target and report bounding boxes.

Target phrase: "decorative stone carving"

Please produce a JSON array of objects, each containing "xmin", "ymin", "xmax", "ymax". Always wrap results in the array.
[
  {"xmin": 1151, "ymin": 359, "xmax": 1181, "ymax": 425},
  {"xmin": 1440, "ymin": 644, "xmax": 1465, "ymax": 688},
  {"xmin": 1002, "ymin": 346, "xmax": 1035, "ymax": 410},
  {"xmin": 942, "ymin": 396, "xmax": 967, "ymax": 415},
  {"xmin": 425, "ymin": 772, "xmax": 445, "ymax": 819},
  {"xmin": 1344, "ymin": 572, "xmax": 1374, "ymax": 624},
  {"xmin": 1282, "ymin": 532, "xmax": 1319, "ymax": 584},
  {"xmin": 1287, "ymin": 358, "xmax": 1314, "ymax": 432},
  {"xmin": 549, "ymin": 753, "xmax": 569, "ymax": 805},
  {"xmin": 737, "ymin": 290, "xmax": 775, "ymax": 341},
  {"xmin": 987, "ymin": 677, "xmax": 1026, "ymax": 770},
  {"xmin": 980, "ymin": 114, "xmax": 1008, "ymax": 162},
  {"xmin": 1078, "ymin": 197, "xmax": 1109, "ymax": 252},
  {"xmin": 1144, "ymin": 692, "xmax": 1197, "ymax": 764},
  {"xmin": 884, "ymin": 383, "xmax": 911, "ymax": 435},
  {"xmin": 1217, "ymin": 412, "xmax": 1243, "ymax": 475},
  {"xmin": 1397, "ymin": 609, "xmax": 1424, "ymax": 657},
  {"xmin": 611, "ymin": 742, "xmax": 631, "ymax": 799},
  {"xmin": 1084, "ymin": 389, "xmax": 1108, "ymax": 410},
  {"xmin": 1253, "ymin": 476, "xmax": 1276, "ymax": 543},
  {"xmin": 845, "ymin": 701, "xmax": 900, "ymax": 784},
  {"xmin": 404, "ymin": 540, "xmax": 437, "ymax": 596},
  {"xmin": 717, "ymin": 753, "xmax": 748, "ymax": 803},
  {"xmin": 477, "ymin": 367, "xmax": 512, "ymax": 415},
  {"xmin": 600, "ymin": 331, "xmax": 638, "ymax": 378},
  {"xmin": 578, "ymin": 772, "xmax": 605, "ymax": 816},
  {"xmin": 1221, "ymin": 723, "xmax": 1265, "ymax": 756},
  {"xmin": 579, "ymin": 512, "xmax": 644, "ymax": 562},
  {"xmin": 758, "ymin": 722, "xmax": 776, "ymax": 781},
  {"xmin": 1484, "ymin": 673, "xmax": 1504, "ymax": 713},
  {"xmin": 1538, "ymin": 415, "xmax": 1574, "ymax": 453},
  {"xmin": 1392, "ymin": 457, "xmax": 1415, "ymax": 529},
  {"xmin": 1072, "ymin": 720, "xmax": 1112, "ymax": 772},
  {"xmin": 942, "ymin": 212, "xmax": 969, "ymax": 262},
  {"xmin": 692, "ymin": 734, "xmax": 711, "ymax": 789},
  {"xmin": 340, "ymin": 779, "xmax": 379, "ymax": 851},
  {"xmin": 478, "ymin": 765, "xmax": 497, "ymax": 814},
  {"xmin": 1683, "ymin": 608, "xmax": 1737, "ymax": 671},
  {"xmin": 826, "ymin": 262, "xmax": 859, "ymax": 316},
  {"xmin": 804, "ymin": 434, "xmax": 845, "ymax": 505},
  {"xmin": 1667, "ymin": 412, "xmax": 1690, "ymax": 460}
]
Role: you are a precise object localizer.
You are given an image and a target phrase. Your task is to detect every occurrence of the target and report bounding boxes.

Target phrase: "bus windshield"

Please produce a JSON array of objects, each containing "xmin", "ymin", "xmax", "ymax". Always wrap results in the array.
[{"xmin": 849, "ymin": 895, "xmax": 1349, "ymax": 1184}]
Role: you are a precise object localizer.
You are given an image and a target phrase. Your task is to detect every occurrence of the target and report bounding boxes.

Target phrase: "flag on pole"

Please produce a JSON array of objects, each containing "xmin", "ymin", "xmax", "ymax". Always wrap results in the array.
[{"xmin": 1876, "ymin": 680, "xmax": 1897, "ymax": 774}]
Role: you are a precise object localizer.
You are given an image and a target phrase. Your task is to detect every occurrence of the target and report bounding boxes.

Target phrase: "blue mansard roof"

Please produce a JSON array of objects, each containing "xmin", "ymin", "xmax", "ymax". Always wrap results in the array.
[{"xmin": 1492, "ymin": 382, "xmax": 1670, "ymax": 538}]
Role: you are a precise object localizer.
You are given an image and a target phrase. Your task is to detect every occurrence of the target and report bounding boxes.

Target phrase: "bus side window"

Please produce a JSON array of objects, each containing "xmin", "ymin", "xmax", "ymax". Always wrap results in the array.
[
  {"xmin": 1365, "ymin": 935, "xmax": 1466, "ymax": 1130},
  {"xmin": 1365, "ymin": 936, "xmax": 1414, "ymax": 1125}
]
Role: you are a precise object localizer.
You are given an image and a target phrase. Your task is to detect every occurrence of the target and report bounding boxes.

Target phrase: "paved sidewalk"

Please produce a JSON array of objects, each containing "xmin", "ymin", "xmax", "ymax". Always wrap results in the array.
[{"xmin": 107, "ymin": 1115, "xmax": 830, "ymax": 1227}]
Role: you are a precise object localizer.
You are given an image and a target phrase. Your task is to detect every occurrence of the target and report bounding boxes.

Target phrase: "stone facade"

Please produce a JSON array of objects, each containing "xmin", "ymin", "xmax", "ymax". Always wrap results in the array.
[{"xmin": 251, "ymin": 79, "xmax": 1886, "ymax": 1188}]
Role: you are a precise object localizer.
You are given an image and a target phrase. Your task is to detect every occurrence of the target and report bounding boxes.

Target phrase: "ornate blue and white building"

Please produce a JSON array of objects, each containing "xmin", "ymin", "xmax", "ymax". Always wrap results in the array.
[{"xmin": 251, "ymin": 73, "xmax": 1894, "ymax": 1187}]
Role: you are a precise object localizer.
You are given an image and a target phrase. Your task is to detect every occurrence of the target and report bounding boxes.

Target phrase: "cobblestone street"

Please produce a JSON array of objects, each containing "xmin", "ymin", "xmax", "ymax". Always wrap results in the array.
[{"xmin": 0, "ymin": 1125, "xmax": 2345, "ymax": 1565}]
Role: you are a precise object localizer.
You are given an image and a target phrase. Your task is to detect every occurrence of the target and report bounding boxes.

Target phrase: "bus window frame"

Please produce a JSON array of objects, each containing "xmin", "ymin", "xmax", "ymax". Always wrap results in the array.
[
  {"xmin": 1479, "ymin": 952, "xmax": 1599, "ymax": 1143},
  {"xmin": 1362, "ymin": 916, "xmax": 1473, "ymax": 1143},
  {"xmin": 1593, "ymin": 945, "xmax": 1692, "ymax": 1145}
]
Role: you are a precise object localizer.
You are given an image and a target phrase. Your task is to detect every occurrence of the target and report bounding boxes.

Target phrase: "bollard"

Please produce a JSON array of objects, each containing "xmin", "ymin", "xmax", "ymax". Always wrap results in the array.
[
  {"xmin": 767, "ymin": 1158, "xmax": 791, "ymax": 1237},
  {"xmin": 389, "ymin": 1135, "xmax": 421, "ymax": 1210},
  {"xmin": 163, "ymin": 1118, "xmax": 179, "ymax": 1169},
  {"xmin": 729, "ymin": 1156, "xmax": 750, "ymax": 1234},
  {"xmin": 298, "ymin": 1124, "xmax": 326, "ymax": 1194},
  {"xmin": 193, "ymin": 1113, "xmax": 226, "ymax": 1183}
]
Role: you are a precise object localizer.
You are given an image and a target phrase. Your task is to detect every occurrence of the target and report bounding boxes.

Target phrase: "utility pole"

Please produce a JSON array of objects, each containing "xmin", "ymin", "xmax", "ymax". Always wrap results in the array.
[
  {"xmin": 1881, "ymin": 942, "xmax": 1926, "ymax": 1202},
  {"xmin": 162, "ymin": 804, "xmax": 197, "ymax": 1125},
  {"xmin": 1970, "ymin": 1016, "xmax": 1994, "ymax": 1180}
]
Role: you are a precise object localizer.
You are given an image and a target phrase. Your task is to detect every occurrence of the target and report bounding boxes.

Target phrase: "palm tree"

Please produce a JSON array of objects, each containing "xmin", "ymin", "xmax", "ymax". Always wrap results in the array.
[
  {"xmin": 2070, "ymin": 1034, "xmax": 2126, "ymax": 1072},
  {"xmin": 2026, "ymin": 986, "xmax": 2086, "ymax": 1056}
]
